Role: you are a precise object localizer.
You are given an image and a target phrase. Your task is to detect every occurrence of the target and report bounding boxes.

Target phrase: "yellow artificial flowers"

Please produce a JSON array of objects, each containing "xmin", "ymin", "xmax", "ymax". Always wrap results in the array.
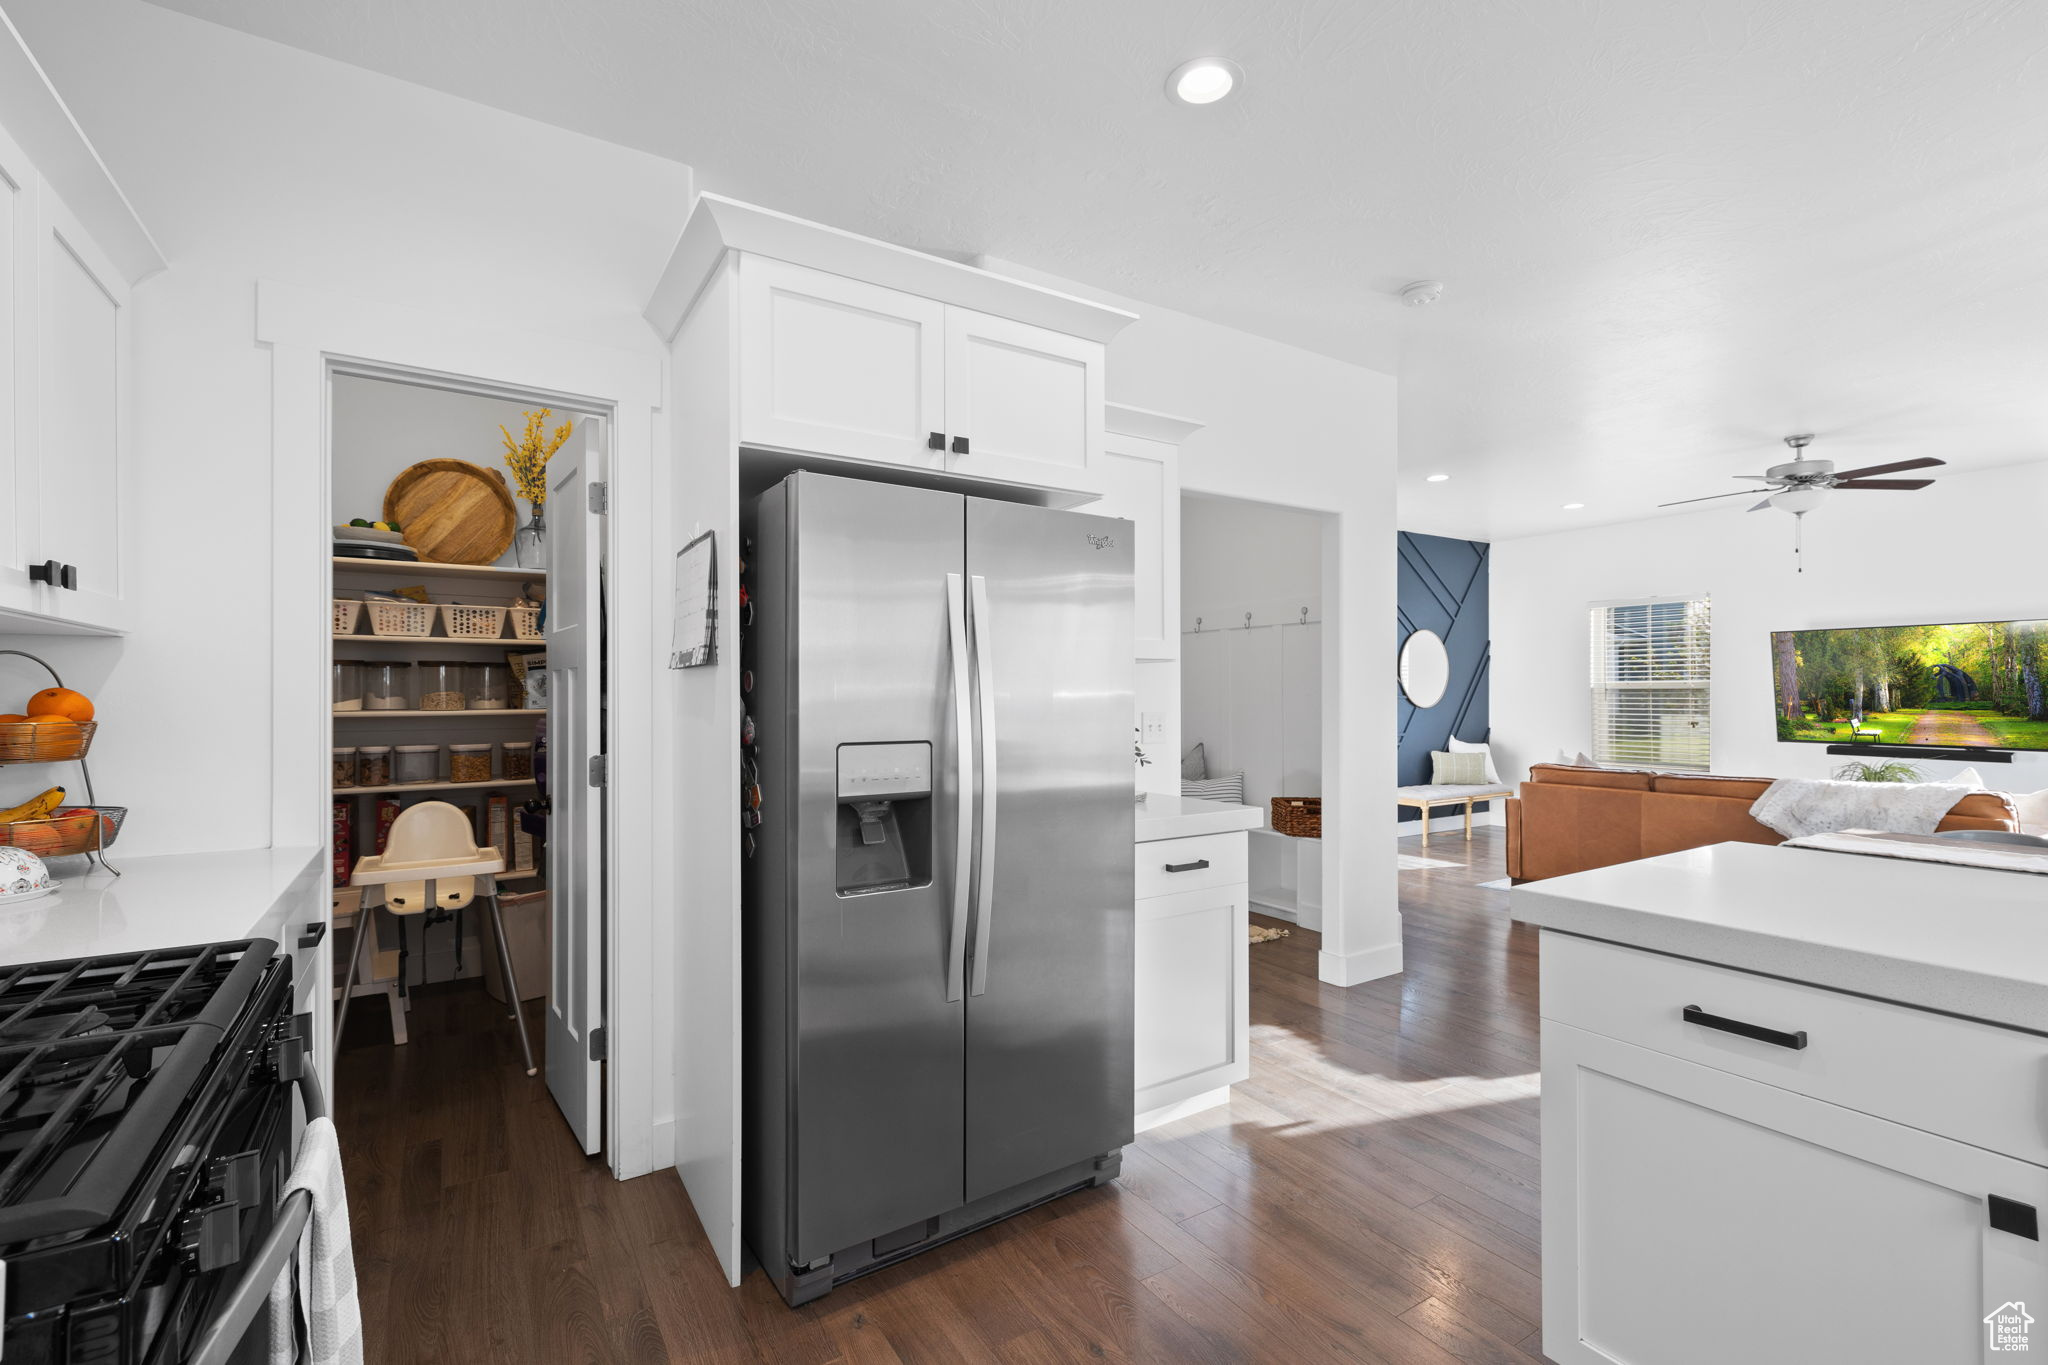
[{"xmin": 500, "ymin": 408, "xmax": 573, "ymax": 509}]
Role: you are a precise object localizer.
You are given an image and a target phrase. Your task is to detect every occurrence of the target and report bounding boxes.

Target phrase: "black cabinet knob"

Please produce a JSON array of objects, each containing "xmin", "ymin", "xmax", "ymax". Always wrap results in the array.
[
  {"xmin": 28, "ymin": 560, "xmax": 59, "ymax": 586},
  {"xmin": 951, "ymin": 436, "xmax": 970, "ymax": 455},
  {"xmin": 298, "ymin": 921, "xmax": 328, "ymax": 950},
  {"xmin": 59, "ymin": 564, "xmax": 76, "ymax": 591},
  {"xmin": 927, "ymin": 431, "xmax": 945, "ymax": 450}
]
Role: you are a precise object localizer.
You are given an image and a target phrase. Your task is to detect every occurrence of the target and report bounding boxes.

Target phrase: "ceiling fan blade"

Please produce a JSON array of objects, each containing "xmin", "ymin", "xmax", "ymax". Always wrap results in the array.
[
  {"xmin": 1732, "ymin": 474, "xmax": 1774, "ymax": 481},
  {"xmin": 1833, "ymin": 478, "xmax": 1935, "ymax": 490},
  {"xmin": 1747, "ymin": 497, "xmax": 1776, "ymax": 512},
  {"xmin": 1830, "ymin": 456, "xmax": 1945, "ymax": 480},
  {"xmin": 1659, "ymin": 488, "xmax": 1774, "ymax": 507}
]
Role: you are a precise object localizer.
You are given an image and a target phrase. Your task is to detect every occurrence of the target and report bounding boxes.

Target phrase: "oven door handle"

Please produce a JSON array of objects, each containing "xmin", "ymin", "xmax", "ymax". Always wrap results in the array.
[{"xmin": 186, "ymin": 1067, "xmax": 327, "ymax": 1365}]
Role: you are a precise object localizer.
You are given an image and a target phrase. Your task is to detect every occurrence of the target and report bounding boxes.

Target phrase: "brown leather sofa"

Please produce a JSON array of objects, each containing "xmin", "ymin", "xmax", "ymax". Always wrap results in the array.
[{"xmin": 1504, "ymin": 763, "xmax": 2020, "ymax": 883}]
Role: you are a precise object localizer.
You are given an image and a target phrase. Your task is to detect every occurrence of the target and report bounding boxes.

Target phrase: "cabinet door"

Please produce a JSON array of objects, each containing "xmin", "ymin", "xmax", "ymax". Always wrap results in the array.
[
  {"xmin": 34, "ymin": 185, "xmax": 129, "ymax": 630},
  {"xmin": 0, "ymin": 123, "xmax": 39, "ymax": 616},
  {"xmin": 1095, "ymin": 430, "xmax": 1177, "ymax": 659},
  {"xmin": 1542, "ymin": 1021, "xmax": 2048, "ymax": 1365},
  {"xmin": 737, "ymin": 255, "xmax": 946, "ymax": 468},
  {"xmin": 942, "ymin": 308, "xmax": 1103, "ymax": 493},
  {"xmin": 1134, "ymin": 876, "xmax": 1249, "ymax": 1125}
]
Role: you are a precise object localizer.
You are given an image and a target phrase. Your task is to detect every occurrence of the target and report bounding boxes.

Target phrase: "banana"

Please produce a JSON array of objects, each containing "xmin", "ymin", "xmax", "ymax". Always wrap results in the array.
[{"xmin": 0, "ymin": 787, "xmax": 66, "ymax": 823}]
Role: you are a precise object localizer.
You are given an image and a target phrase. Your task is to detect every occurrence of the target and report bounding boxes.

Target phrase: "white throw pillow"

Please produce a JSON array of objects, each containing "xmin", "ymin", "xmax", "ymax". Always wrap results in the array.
[
  {"xmin": 1944, "ymin": 767, "xmax": 1985, "ymax": 789},
  {"xmin": 1447, "ymin": 736, "xmax": 1500, "ymax": 784}
]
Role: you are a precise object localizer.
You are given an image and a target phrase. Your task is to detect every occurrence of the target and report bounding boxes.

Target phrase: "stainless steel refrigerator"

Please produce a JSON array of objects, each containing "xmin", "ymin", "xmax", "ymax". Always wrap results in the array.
[{"xmin": 742, "ymin": 471, "xmax": 1135, "ymax": 1306}]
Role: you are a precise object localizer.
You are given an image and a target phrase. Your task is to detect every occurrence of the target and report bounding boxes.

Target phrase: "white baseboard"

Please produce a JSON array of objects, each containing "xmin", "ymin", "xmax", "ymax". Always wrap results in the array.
[
  {"xmin": 1395, "ymin": 806, "xmax": 1504, "ymax": 837},
  {"xmin": 1135, "ymin": 1086, "xmax": 1233, "ymax": 1133},
  {"xmin": 1319, "ymin": 940, "xmax": 1402, "ymax": 986}
]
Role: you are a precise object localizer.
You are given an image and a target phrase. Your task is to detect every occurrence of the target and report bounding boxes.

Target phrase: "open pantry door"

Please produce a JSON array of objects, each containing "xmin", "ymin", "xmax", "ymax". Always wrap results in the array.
[{"xmin": 545, "ymin": 414, "xmax": 607, "ymax": 1154}]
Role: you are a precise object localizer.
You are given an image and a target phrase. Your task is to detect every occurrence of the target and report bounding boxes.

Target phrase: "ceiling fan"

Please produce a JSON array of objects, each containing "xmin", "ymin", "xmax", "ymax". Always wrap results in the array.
[{"xmin": 1658, "ymin": 434, "xmax": 1946, "ymax": 572}]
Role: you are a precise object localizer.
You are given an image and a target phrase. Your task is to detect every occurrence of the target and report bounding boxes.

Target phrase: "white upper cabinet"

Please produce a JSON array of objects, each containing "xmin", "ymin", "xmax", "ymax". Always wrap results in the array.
[
  {"xmin": 738, "ymin": 256, "xmax": 946, "ymax": 470},
  {"xmin": 0, "ymin": 18, "xmax": 160, "ymax": 634},
  {"xmin": 1097, "ymin": 405, "xmax": 1200, "ymax": 660},
  {"xmin": 941, "ymin": 308, "xmax": 1102, "ymax": 490},
  {"xmin": 650, "ymin": 196, "xmax": 1134, "ymax": 505},
  {"xmin": 33, "ymin": 188, "xmax": 128, "ymax": 631}
]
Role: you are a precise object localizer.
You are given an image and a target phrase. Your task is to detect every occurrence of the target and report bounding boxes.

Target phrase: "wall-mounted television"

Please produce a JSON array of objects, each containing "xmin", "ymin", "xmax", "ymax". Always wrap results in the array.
[{"xmin": 1770, "ymin": 619, "xmax": 2048, "ymax": 752}]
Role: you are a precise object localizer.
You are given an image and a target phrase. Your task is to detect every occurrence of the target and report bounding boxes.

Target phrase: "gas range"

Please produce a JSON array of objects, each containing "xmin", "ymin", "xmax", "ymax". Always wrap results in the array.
[{"xmin": 0, "ymin": 940, "xmax": 300, "ymax": 1365}]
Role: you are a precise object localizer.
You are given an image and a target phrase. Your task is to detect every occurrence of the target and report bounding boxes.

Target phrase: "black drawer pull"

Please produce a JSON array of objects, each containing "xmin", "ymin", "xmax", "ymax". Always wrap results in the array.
[
  {"xmin": 1990, "ymin": 1195, "xmax": 2039, "ymax": 1241},
  {"xmin": 927, "ymin": 431, "xmax": 945, "ymax": 450},
  {"xmin": 1682, "ymin": 1004, "xmax": 1807, "ymax": 1050},
  {"xmin": 298, "ymin": 921, "xmax": 328, "ymax": 950},
  {"xmin": 951, "ymin": 435, "xmax": 970, "ymax": 455},
  {"xmin": 1163, "ymin": 859, "xmax": 1211, "ymax": 873}
]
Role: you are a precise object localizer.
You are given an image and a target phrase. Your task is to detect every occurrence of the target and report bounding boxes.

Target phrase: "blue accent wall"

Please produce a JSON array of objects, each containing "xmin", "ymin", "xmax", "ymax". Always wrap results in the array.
[{"xmin": 1397, "ymin": 532, "xmax": 1491, "ymax": 819}]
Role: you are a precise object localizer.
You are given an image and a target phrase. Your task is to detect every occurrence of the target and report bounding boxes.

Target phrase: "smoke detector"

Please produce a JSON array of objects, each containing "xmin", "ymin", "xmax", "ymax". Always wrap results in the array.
[{"xmin": 1400, "ymin": 280, "xmax": 1444, "ymax": 307}]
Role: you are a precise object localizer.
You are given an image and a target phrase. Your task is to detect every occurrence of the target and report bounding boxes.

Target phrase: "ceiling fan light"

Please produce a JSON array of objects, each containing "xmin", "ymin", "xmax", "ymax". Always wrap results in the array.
[{"xmin": 1770, "ymin": 485, "xmax": 1831, "ymax": 514}]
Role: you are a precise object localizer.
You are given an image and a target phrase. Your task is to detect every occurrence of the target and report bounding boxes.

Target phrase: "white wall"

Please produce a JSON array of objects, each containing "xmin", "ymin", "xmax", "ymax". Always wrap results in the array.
[
  {"xmin": 1491, "ymin": 459, "xmax": 2048, "ymax": 794},
  {"xmin": 1180, "ymin": 493, "xmax": 1325, "ymax": 631},
  {"xmin": 984, "ymin": 256, "xmax": 1400, "ymax": 986},
  {"xmin": 1, "ymin": 0, "xmax": 691, "ymax": 859}
]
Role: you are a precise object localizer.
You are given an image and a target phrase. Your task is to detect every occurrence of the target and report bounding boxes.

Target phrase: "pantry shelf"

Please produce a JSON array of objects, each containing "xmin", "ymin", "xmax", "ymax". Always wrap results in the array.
[
  {"xmin": 332, "ymin": 557, "xmax": 546, "ymax": 583},
  {"xmin": 334, "ymin": 635, "xmax": 542, "ymax": 648},
  {"xmin": 335, "ymin": 779, "xmax": 539, "ymax": 797},
  {"xmin": 333, "ymin": 710, "xmax": 545, "ymax": 720}
]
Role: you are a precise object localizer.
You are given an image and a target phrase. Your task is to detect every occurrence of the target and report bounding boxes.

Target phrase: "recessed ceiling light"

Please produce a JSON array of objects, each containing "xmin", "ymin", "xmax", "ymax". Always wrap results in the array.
[
  {"xmin": 1561, "ymin": 502, "xmax": 1585, "ymax": 509},
  {"xmin": 1425, "ymin": 473, "xmax": 1451, "ymax": 483},
  {"xmin": 1167, "ymin": 57, "xmax": 1242, "ymax": 105}
]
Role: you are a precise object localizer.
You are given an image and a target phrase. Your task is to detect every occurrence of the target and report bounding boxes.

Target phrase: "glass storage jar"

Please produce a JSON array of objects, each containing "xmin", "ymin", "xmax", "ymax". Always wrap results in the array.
[
  {"xmin": 449, "ymin": 743, "xmax": 493, "ymax": 784},
  {"xmin": 332, "ymin": 746, "xmax": 357, "ymax": 788},
  {"xmin": 364, "ymin": 661, "xmax": 412, "ymax": 711},
  {"xmin": 393, "ymin": 744, "xmax": 441, "ymax": 785},
  {"xmin": 356, "ymin": 745, "xmax": 393, "ymax": 787},
  {"xmin": 418, "ymin": 662, "xmax": 466, "ymax": 712},
  {"xmin": 465, "ymin": 661, "xmax": 510, "ymax": 710},
  {"xmin": 501, "ymin": 740, "xmax": 533, "ymax": 780},
  {"xmin": 333, "ymin": 660, "xmax": 364, "ymax": 712}
]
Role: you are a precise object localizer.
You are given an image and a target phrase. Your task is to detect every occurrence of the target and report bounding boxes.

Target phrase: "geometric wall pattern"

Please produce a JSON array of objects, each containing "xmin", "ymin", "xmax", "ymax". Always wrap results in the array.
[{"xmin": 1396, "ymin": 531, "xmax": 1492, "ymax": 820}]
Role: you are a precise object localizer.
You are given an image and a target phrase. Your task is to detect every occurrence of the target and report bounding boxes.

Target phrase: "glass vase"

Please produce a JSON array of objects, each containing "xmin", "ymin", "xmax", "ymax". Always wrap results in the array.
[{"xmin": 514, "ymin": 507, "xmax": 547, "ymax": 569}]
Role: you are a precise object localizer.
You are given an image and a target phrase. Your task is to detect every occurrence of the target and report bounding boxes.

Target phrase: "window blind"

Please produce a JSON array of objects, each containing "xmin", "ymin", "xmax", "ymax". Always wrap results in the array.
[{"xmin": 1589, "ymin": 597, "xmax": 1712, "ymax": 771}]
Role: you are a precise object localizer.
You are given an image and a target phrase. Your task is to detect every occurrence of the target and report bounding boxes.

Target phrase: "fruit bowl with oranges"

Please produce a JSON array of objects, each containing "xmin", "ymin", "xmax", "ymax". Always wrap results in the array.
[
  {"xmin": 0, "ymin": 805, "xmax": 124, "ymax": 858},
  {"xmin": 0, "ymin": 687, "xmax": 96, "ymax": 764}
]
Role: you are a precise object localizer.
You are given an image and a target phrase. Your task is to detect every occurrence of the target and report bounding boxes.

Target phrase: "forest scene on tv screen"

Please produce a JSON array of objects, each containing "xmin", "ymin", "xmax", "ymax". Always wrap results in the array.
[{"xmin": 1772, "ymin": 620, "xmax": 2048, "ymax": 750}]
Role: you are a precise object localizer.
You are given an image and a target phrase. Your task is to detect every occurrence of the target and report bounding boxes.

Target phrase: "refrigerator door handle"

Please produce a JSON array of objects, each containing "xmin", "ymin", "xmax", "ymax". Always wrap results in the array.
[
  {"xmin": 969, "ymin": 574, "xmax": 998, "ymax": 997},
  {"xmin": 946, "ymin": 573, "xmax": 973, "ymax": 1003}
]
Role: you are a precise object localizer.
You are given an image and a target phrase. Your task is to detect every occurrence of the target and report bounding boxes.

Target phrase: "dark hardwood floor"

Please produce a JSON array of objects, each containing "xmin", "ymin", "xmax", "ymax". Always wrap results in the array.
[{"xmin": 337, "ymin": 827, "xmax": 1546, "ymax": 1363}]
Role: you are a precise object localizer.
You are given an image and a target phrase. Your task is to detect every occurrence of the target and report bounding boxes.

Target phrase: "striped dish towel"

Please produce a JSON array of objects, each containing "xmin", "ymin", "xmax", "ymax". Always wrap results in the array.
[{"xmin": 268, "ymin": 1117, "xmax": 363, "ymax": 1365}]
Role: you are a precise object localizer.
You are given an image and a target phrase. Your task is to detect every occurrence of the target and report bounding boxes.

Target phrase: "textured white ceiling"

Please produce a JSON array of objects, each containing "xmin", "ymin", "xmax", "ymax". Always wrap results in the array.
[{"xmin": 136, "ymin": 0, "xmax": 2048, "ymax": 540}]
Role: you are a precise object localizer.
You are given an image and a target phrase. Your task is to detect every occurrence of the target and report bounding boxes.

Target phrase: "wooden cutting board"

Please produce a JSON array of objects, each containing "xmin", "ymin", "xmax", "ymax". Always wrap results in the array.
[{"xmin": 384, "ymin": 460, "xmax": 518, "ymax": 565}]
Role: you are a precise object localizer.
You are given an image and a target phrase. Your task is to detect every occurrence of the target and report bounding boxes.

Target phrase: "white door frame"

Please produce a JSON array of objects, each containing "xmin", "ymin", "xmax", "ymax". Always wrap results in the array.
[{"xmin": 257, "ymin": 279, "xmax": 668, "ymax": 1178}]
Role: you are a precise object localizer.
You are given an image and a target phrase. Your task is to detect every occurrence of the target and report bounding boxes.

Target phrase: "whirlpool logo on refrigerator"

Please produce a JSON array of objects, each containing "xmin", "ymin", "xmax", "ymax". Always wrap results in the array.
[{"xmin": 1086, "ymin": 533, "xmax": 1117, "ymax": 550}]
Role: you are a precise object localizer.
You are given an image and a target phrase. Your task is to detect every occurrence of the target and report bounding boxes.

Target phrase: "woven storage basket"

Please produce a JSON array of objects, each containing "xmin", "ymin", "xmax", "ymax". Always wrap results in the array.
[
  {"xmin": 366, "ymin": 599, "xmax": 436, "ymax": 639},
  {"xmin": 0, "ymin": 720, "xmax": 97, "ymax": 764},
  {"xmin": 508, "ymin": 606, "xmax": 542, "ymax": 641},
  {"xmin": 332, "ymin": 598, "xmax": 363, "ymax": 636},
  {"xmin": 441, "ymin": 603, "xmax": 508, "ymax": 639},
  {"xmin": 1271, "ymin": 796, "xmax": 1322, "ymax": 838}
]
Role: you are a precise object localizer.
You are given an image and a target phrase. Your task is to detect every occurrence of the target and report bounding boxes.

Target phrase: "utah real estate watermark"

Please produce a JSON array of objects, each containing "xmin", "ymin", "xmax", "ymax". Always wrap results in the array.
[{"xmin": 1987, "ymin": 1301, "xmax": 2034, "ymax": 1352}]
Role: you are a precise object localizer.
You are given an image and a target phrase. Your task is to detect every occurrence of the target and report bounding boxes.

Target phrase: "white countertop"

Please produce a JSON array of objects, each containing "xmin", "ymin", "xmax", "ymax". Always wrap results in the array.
[
  {"xmin": 1512, "ymin": 841, "xmax": 2048, "ymax": 1033},
  {"xmin": 1134, "ymin": 794, "xmax": 1265, "ymax": 843},
  {"xmin": 0, "ymin": 845, "xmax": 326, "ymax": 965}
]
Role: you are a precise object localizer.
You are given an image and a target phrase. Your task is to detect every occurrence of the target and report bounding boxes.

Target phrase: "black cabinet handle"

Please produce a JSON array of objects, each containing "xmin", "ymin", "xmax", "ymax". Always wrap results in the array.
[
  {"xmin": 297, "ymin": 921, "xmax": 328, "ymax": 950},
  {"xmin": 927, "ymin": 431, "xmax": 945, "ymax": 450},
  {"xmin": 1163, "ymin": 859, "xmax": 1211, "ymax": 873},
  {"xmin": 951, "ymin": 435, "xmax": 969, "ymax": 455},
  {"xmin": 59, "ymin": 564, "xmax": 77, "ymax": 591},
  {"xmin": 1682, "ymin": 1004, "xmax": 1807, "ymax": 1050},
  {"xmin": 28, "ymin": 559, "xmax": 60, "ymax": 586},
  {"xmin": 1990, "ymin": 1195, "xmax": 2040, "ymax": 1241}
]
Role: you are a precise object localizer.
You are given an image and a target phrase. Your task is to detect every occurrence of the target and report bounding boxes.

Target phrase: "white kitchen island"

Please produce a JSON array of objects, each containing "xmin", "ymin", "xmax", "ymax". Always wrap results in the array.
[
  {"xmin": 1514, "ymin": 841, "xmax": 2048, "ymax": 1365},
  {"xmin": 1133, "ymin": 794, "xmax": 1263, "ymax": 1130}
]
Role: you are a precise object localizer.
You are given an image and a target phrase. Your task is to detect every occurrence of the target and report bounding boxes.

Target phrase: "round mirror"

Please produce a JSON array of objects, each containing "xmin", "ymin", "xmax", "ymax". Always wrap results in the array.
[{"xmin": 1399, "ymin": 629, "xmax": 1451, "ymax": 708}]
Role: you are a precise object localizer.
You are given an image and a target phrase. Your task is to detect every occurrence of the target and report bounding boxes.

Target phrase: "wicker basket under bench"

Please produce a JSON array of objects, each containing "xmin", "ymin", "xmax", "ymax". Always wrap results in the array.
[{"xmin": 1271, "ymin": 797, "xmax": 1321, "ymax": 838}]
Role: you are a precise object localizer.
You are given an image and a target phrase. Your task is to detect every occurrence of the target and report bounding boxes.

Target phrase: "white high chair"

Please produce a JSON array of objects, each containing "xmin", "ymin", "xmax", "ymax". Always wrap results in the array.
[{"xmin": 338, "ymin": 800, "xmax": 536, "ymax": 1075}]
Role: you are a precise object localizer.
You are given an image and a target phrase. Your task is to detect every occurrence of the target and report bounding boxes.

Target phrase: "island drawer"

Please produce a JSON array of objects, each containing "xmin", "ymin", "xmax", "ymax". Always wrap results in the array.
[
  {"xmin": 1136, "ymin": 832, "xmax": 1247, "ymax": 900},
  {"xmin": 1542, "ymin": 931, "xmax": 2048, "ymax": 1166}
]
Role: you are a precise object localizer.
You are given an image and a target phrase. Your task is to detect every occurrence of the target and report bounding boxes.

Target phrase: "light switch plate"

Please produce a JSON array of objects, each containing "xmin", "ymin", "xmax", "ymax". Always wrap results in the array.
[{"xmin": 1140, "ymin": 712, "xmax": 1167, "ymax": 745}]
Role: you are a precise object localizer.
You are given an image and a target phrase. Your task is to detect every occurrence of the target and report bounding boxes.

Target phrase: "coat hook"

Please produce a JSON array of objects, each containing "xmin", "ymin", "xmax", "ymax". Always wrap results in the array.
[
  {"xmin": 1243, "ymin": 612, "xmax": 1253, "ymax": 630},
  {"xmin": 1194, "ymin": 616, "xmax": 1203, "ymax": 633},
  {"xmin": 1299, "ymin": 606, "xmax": 1309, "ymax": 625}
]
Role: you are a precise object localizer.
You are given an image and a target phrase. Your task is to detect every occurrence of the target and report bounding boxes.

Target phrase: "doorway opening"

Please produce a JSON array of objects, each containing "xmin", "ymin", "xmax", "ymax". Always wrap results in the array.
[
  {"xmin": 1177, "ymin": 492, "xmax": 1325, "ymax": 927},
  {"xmin": 323, "ymin": 364, "xmax": 608, "ymax": 1158}
]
